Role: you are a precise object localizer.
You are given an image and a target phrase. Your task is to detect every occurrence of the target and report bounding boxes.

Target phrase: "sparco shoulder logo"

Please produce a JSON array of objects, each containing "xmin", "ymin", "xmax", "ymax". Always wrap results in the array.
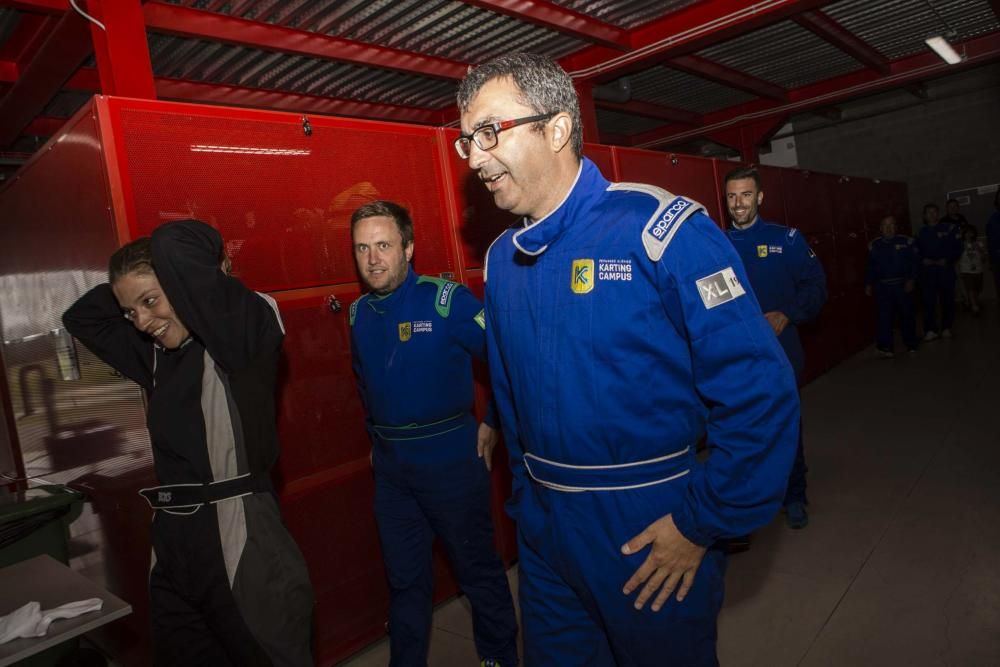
[
  {"xmin": 646, "ymin": 198, "xmax": 693, "ymax": 241},
  {"xmin": 570, "ymin": 259, "xmax": 594, "ymax": 294}
]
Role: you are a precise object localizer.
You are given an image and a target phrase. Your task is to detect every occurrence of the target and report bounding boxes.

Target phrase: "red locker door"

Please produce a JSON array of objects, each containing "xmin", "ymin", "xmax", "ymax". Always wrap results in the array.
[
  {"xmin": 614, "ymin": 148, "xmax": 725, "ymax": 224},
  {"xmin": 440, "ymin": 128, "xmax": 519, "ymax": 271},
  {"xmin": 584, "ymin": 142, "xmax": 617, "ymax": 181},
  {"xmin": 109, "ymin": 98, "xmax": 458, "ymax": 291},
  {"xmin": 781, "ymin": 170, "xmax": 835, "ymax": 234}
]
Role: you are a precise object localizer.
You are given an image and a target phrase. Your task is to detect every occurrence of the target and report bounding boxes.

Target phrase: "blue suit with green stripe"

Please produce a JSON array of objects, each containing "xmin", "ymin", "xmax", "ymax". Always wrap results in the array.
[{"xmin": 350, "ymin": 267, "xmax": 517, "ymax": 667}]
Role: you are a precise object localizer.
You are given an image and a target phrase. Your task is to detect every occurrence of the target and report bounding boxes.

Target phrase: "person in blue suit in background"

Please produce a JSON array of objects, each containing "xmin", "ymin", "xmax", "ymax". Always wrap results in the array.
[
  {"xmin": 917, "ymin": 202, "xmax": 963, "ymax": 340},
  {"xmin": 456, "ymin": 53, "xmax": 799, "ymax": 667},
  {"xmin": 349, "ymin": 200, "xmax": 518, "ymax": 667},
  {"xmin": 724, "ymin": 166, "xmax": 827, "ymax": 530},
  {"xmin": 865, "ymin": 215, "xmax": 920, "ymax": 357}
]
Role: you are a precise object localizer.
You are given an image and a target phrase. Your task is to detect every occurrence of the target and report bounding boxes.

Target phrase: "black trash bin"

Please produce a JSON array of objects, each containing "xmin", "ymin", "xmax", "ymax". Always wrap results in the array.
[
  {"xmin": 0, "ymin": 484, "xmax": 84, "ymax": 568},
  {"xmin": 0, "ymin": 484, "xmax": 87, "ymax": 666}
]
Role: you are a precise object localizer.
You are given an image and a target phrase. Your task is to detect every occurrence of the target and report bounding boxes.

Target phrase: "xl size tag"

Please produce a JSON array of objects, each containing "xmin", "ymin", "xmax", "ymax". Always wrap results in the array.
[{"xmin": 696, "ymin": 267, "xmax": 746, "ymax": 309}]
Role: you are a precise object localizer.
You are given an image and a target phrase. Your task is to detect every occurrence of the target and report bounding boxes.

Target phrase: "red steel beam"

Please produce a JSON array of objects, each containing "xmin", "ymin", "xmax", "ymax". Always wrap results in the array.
[
  {"xmin": 0, "ymin": 8, "xmax": 92, "ymax": 147},
  {"xmin": 560, "ymin": 0, "xmax": 836, "ymax": 82},
  {"xmin": 0, "ymin": 0, "xmax": 68, "ymax": 12},
  {"xmin": 463, "ymin": 0, "xmax": 630, "ymax": 50},
  {"xmin": 143, "ymin": 1, "xmax": 470, "ymax": 80},
  {"xmin": 23, "ymin": 114, "xmax": 67, "ymax": 135},
  {"xmin": 4, "ymin": 61, "xmax": 449, "ymax": 126},
  {"xmin": 88, "ymin": 0, "xmax": 156, "ymax": 98},
  {"xmin": 668, "ymin": 54, "xmax": 788, "ymax": 101},
  {"xmin": 628, "ymin": 31, "xmax": 1000, "ymax": 150},
  {"xmin": 793, "ymin": 10, "xmax": 890, "ymax": 75},
  {"xmin": 595, "ymin": 99, "xmax": 701, "ymax": 125},
  {"xmin": 0, "ymin": 60, "xmax": 17, "ymax": 82},
  {"xmin": 154, "ymin": 78, "xmax": 450, "ymax": 125},
  {"xmin": 0, "ymin": 14, "xmax": 53, "ymax": 64}
]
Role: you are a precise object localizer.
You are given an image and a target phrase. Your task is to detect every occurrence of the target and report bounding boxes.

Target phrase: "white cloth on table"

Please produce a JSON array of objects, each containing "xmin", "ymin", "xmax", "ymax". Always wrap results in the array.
[{"xmin": 0, "ymin": 598, "xmax": 103, "ymax": 644}]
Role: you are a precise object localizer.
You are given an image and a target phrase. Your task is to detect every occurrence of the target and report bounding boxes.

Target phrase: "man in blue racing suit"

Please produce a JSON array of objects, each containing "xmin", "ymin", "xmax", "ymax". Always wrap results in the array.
[
  {"xmin": 865, "ymin": 215, "xmax": 920, "ymax": 356},
  {"xmin": 456, "ymin": 53, "xmax": 799, "ymax": 667},
  {"xmin": 724, "ymin": 167, "xmax": 827, "ymax": 530},
  {"xmin": 349, "ymin": 200, "xmax": 518, "ymax": 667}
]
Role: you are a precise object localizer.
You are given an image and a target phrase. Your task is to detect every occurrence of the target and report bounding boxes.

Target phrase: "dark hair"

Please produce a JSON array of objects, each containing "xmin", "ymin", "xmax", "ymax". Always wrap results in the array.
[
  {"xmin": 946, "ymin": 198, "xmax": 960, "ymax": 206},
  {"xmin": 350, "ymin": 200, "xmax": 414, "ymax": 247},
  {"xmin": 457, "ymin": 53, "xmax": 583, "ymax": 158},
  {"xmin": 923, "ymin": 202, "xmax": 939, "ymax": 214},
  {"xmin": 108, "ymin": 236, "xmax": 154, "ymax": 284},
  {"xmin": 724, "ymin": 166, "xmax": 762, "ymax": 191}
]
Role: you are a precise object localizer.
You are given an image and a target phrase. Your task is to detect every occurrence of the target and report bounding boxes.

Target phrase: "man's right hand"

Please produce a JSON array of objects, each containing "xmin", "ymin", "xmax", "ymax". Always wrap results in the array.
[{"xmin": 864, "ymin": 285, "xmax": 872, "ymax": 297}]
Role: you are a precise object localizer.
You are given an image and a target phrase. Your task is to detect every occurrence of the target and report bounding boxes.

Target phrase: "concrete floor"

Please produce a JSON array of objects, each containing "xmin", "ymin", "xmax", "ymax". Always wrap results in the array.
[{"xmin": 341, "ymin": 306, "xmax": 1000, "ymax": 666}]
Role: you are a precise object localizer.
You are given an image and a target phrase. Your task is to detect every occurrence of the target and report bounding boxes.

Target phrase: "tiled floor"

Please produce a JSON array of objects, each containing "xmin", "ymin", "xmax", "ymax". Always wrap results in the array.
[{"xmin": 341, "ymin": 307, "xmax": 1000, "ymax": 666}]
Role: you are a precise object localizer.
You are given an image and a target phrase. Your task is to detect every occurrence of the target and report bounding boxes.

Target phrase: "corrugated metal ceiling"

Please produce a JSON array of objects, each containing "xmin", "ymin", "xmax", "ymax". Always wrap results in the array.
[
  {"xmin": 824, "ymin": 0, "xmax": 1000, "ymax": 60},
  {"xmin": 619, "ymin": 66, "xmax": 757, "ymax": 114},
  {"xmin": 549, "ymin": 0, "xmax": 699, "ymax": 30},
  {"xmin": 696, "ymin": 20, "xmax": 866, "ymax": 89},
  {"xmin": 1, "ymin": 0, "xmax": 998, "ymax": 151}
]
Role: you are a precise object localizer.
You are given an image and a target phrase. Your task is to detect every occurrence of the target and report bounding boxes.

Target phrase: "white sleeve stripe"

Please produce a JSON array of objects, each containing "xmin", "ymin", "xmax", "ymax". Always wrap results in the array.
[{"xmin": 255, "ymin": 291, "xmax": 285, "ymax": 335}]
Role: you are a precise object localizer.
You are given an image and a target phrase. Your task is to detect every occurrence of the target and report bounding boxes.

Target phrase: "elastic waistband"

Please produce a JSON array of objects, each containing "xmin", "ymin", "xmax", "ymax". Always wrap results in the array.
[
  {"xmin": 524, "ymin": 447, "xmax": 692, "ymax": 492},
  {"xmin": 373, "ymin": 412, "xmax": 472, "ymax": 441},
  {"xmin": 139, "ymin": 473, "xmax": 273, "ymax": 515}
]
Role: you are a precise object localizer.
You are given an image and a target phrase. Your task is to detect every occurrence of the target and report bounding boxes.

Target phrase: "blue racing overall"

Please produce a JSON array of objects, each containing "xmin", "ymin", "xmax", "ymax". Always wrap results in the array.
[
  {"xmin": 865, "ymin": 235, "xmax": 919, "ymax": 351},
  {"xmin": 484, "ymin": 159, "xmax": 799, "ymax": 666},
  {"xmin": 350, "ymin": 268, "xmax": 517, "ymax": 667}
]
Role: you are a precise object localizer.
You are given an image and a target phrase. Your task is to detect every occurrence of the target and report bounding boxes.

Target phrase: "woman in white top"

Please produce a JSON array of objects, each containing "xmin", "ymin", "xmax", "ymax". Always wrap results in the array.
[{"xmin": 957, "ymin": 226, "xmax": 988, "ymax": 315}]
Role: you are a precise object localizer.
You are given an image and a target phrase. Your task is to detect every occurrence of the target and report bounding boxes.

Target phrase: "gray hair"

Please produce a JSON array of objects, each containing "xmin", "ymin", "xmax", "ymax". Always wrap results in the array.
[{"xmin": 457, "ymin": 53, "xmax": 583, "ymax": 158}]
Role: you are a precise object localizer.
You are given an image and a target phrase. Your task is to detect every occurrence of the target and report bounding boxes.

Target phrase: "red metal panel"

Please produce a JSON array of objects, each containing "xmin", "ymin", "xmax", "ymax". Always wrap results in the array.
[
  {"xmin": 780, "ymin": 170, "xmax": 835, "ymax": 234},
  {"xmin": 440, "ymin": 127, "xmax": 519, "ymax": 271},
  {"xmin": 105, "ymin": 97, "xmax": 457, "ymax": 291},
  {"xmin": 271, "ymin": 289, "xmax": 368, "ymax": 486},
  {"xmin": 828, "ymin": 176, "xmax": 866, "ymax": 231},
  {"xmin": 804, "ymin": 231, "xmax": 839, "ymax": 293},
  {"xmin": 835, "ymin": 227, "xmax": 869, "ymax": 289},
  {"xmin": 584, "ymin": 142, "xmax": 616, "ymax": 181},
  {"xmin": 755, "ymin": 164, "xmax": 788, "ymax": 225},
  {"xmin": 614, "ymin": 147, "xmax": 725, "ymax": 225},
  {"xmin": 0, "ymin": 101, "xmax": 157, "ymax": 664}
]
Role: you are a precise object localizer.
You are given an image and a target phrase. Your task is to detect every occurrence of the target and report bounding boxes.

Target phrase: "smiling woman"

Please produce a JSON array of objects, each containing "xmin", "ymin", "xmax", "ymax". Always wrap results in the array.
[{"xmin": 61, "ymin": 220, "xmax": 315, "ymax": 666}]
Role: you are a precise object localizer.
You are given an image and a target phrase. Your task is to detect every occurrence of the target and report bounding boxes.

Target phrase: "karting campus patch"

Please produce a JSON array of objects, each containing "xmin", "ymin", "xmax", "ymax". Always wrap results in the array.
[
  {"xmin": 696, "ymin": 267, "xmax": 746, "ymax": 309},
  {"xmin": 398, "ymin": 322, "xmax": 412, "ymax": 342},
  {"xmin": 757, "ymin": 244, "xmax": 768, "ymax": 258},
  {"xmin": 570, "ymin": 259, "xmax": 595, "ymax": 294}
]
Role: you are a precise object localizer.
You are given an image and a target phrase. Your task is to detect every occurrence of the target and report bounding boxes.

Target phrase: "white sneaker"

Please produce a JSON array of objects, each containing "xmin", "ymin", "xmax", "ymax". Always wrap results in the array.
[
  {"xmin": 876, "ymin": 347, "xmax": 895, "ymax": 359},
  {"xmin": 923, "ymin": 331, "xmax": 939, "ymax": 342},
  {"xmin": 942, "ymin": 329, "xmax": 952, "ymax": 339}
]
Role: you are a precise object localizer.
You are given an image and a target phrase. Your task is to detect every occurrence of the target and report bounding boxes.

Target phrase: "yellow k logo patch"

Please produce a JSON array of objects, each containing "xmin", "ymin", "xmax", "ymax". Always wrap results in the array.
[
  {"xmin": 757, "ymin": 244, "xmax": 768, "ymax": 258},
  {"xmin": 398, "ymin": 322, "xmax": 412, "ymax": 342},
  {"xmin": 571, "ymin": 259, "xmax": 594, "ymax": 294}
]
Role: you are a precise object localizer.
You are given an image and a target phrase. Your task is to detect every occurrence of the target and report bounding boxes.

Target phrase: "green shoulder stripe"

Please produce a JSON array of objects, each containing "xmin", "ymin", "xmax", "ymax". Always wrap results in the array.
[{"xmin": 417, "ymin": 275, "xmax": 461, "ymax": 318}]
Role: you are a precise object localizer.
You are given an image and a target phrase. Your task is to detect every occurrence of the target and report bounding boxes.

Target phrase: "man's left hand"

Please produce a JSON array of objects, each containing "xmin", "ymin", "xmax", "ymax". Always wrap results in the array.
[
  {"xmin": 764, "ymin": 311, "xmax": 790, "ymax": 336},
  {"xmin": 621, "ymin": 514, "xmax": 707, "ymax": 611},
  {"xmin": 477, "ymin": 423, "xmax": 498, "ymax": 471}
]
